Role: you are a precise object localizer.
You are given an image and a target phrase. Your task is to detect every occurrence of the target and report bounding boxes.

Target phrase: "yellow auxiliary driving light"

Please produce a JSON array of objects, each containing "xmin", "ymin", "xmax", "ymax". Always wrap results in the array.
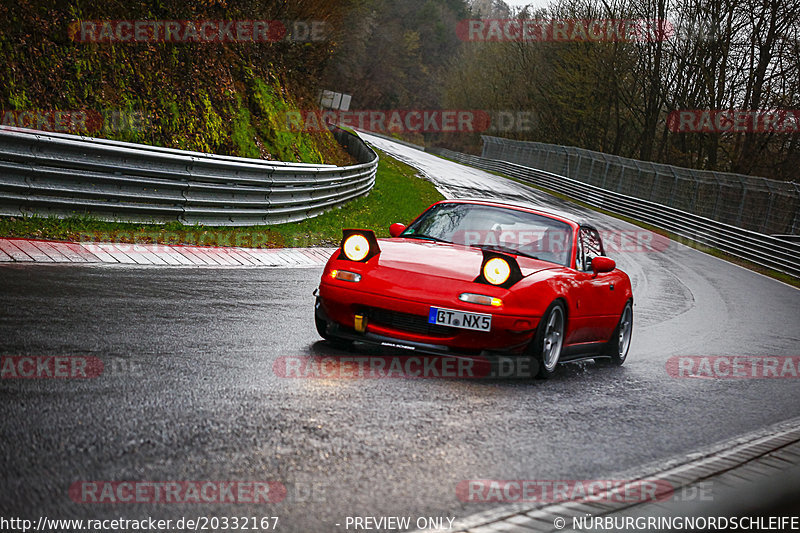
[
  {"xmin": 483, "ymin": 257, "xmax": 511, "ymax": 285},
  {"xmin": 343, "ymin": 234, "xmax": 370, "ymax": 262}
]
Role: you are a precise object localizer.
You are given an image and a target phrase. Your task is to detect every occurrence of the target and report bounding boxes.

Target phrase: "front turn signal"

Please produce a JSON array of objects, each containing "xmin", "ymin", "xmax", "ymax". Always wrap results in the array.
[{"xmin": 459, "ymin": 293, "xmax": 503, "ymax": 307}]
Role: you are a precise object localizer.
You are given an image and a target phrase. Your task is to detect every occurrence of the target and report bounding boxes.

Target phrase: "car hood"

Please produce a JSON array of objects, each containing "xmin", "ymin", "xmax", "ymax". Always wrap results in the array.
[{"xmin": 374, "ymin": 238, "xmax": 560, "ymax": 282}]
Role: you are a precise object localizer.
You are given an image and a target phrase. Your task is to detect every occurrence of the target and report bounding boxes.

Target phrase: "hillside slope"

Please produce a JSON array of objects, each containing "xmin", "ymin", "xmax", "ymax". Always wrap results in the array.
[{"xmin": 0, "ymin": 0, "xmax": 354, "ymax": 165}]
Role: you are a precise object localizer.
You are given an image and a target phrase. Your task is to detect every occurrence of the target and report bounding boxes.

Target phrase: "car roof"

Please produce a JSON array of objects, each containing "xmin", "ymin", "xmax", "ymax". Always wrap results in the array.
[{"xmin": 443, "ymin": 197, "xmax": 594, "ymax": 229}]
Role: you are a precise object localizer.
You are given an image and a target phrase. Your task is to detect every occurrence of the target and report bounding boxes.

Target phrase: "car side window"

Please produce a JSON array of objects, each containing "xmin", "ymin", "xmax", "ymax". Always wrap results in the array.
[{"xmin": 577, "ymin": 227, "xmax": 604, "ymax": 271}]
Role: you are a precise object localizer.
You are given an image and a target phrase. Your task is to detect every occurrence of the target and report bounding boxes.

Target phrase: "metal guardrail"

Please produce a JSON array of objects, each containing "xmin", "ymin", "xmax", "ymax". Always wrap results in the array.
[
  {"xmin": 428, "ymin": 147, "xmax": 800, "ymax": 279},
  {"xmin": 0, "ymin": 125, "xmax": 378, "ymax": 226},
  {"xmin": 480, "ymin": 136, "xmax": 800, "ymax": 237}
]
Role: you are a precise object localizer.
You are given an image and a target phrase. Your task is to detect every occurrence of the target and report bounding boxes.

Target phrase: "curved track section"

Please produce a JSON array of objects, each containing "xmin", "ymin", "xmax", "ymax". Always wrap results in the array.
[
  {"xmin": 360, "ymin": 131, "xmax": 799, "ymax": 347},
  {"xmin": 0, "ymin": 134, "xmax": 798, "ymax": 532}
]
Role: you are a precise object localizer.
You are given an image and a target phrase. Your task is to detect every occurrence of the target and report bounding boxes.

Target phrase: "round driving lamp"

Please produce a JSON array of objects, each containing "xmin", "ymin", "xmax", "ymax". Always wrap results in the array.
[
  {"xmin": 483, "ymin": 257, "xmax": 511, "ymax": 285},
  {"xmin": 343, "ymin": 234, "xmax": 370, "ymax": 261}
]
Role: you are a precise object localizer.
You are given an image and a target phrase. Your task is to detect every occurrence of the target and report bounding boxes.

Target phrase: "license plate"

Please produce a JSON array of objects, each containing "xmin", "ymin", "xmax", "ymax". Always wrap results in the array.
[{"xmin": 428, "ymin": 307, "xmax": 492, "ymax": 332}]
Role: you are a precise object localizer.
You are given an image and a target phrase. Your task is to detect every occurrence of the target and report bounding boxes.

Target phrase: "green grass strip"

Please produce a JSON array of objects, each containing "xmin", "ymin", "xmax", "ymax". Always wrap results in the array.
[{"xmin": 0, "ymin": 149, "xmax": 443, "ymax": 249}]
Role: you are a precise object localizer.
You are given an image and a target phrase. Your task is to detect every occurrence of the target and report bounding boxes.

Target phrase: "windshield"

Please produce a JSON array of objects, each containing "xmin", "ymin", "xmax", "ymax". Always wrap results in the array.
[{"xmin": 401, "ymin": 202, "xmax": 573, "ymax": 266}]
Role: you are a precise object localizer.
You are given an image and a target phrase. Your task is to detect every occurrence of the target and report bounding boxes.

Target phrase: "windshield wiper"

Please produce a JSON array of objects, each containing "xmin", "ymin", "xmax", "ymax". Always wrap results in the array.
[
  {"xmin": 402, "ymin": 233, "xmax": 449, "ymax": 243},
  {"xmin": 474, "ymin": 244, "xmax": 540, "ymax": 260}
]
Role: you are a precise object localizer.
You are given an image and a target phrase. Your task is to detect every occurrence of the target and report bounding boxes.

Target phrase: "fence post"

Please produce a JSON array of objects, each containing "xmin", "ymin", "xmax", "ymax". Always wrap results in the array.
[
  {"xmin": 710, "ymin": 172, "xmax": 722, "ymax": 220},
  {"xmin": 791, "ymin": 182, "xmax": 800, "ymax": 235},
  {"xmin": 669, "ymin": 167, "xmax": 679, "ymax": 207},
  {"xmin": 733, "ymin": 174, "xmax": 747, "ymax": 227},
  {"xmin": 601, "ymin": 155, "xmax": 610, "ymax": 189},
  {"xmin": 761, "ymin": 180, "xmax": 776, "ymax": 235}
]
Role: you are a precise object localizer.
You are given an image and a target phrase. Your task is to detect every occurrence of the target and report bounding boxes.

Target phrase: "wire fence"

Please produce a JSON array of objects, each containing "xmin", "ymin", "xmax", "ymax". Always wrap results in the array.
[
  {"xmin": 481, "ymin": 136, "xmax": 800, "ymax": 236},
  {"xmin": 428, "ymin": 146, "xmax": 800, "ymax": 278}
]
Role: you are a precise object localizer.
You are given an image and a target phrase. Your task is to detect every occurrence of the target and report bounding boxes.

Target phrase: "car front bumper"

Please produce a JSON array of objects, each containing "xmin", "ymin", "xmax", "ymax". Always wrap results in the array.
[{"xmin": 317, "ymin": 282, "xmax": 539, "ymax": 356}]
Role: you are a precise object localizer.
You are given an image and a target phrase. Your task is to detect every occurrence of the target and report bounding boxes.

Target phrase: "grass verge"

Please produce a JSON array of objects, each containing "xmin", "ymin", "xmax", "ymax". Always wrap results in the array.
[{"xmin": 0, "ymin": 149, "xmax": 443, "ymax": 249}]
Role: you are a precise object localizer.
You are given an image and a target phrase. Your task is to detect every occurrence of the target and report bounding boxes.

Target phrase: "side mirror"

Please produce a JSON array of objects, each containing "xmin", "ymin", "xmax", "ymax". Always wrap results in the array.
[
  {"xmin": 591, "ymin": 256, "xmax": 616, "ymax": 275},
  {"xmin": 389, "ymin": 223, "xmax": 406, "ymax": 237}
]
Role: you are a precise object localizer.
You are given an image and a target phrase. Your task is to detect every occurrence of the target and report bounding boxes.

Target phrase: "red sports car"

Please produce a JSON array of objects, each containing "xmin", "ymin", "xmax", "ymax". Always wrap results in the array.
[{"xmin": 314, "ymin": 198, "xmax": 633, "ymax": 378}]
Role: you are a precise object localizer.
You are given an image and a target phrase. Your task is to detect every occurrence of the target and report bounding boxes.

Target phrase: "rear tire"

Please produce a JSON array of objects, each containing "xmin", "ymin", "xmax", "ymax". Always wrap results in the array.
[
  {"xmin": 603, "ymin": 300, "xmax": 633, "ymax": 365},
  {"xmin": 529, "ymin": 301, "xmax": 566, "ymax": 379}
]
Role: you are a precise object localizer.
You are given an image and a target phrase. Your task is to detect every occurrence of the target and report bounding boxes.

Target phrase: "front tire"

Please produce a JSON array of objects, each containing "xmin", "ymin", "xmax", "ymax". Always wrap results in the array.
[
  {"xmin": 315, "ymin": 315, "xmax": 332, "ymax": 340},
  {"xmin": 603, "ymin": 300, "xmax": 633, "ymax": 365},
  {"xmin": 530, "ymin": 301, "xmax": 566, "ymax": 379},
  {"xmin": 314, "ymin": 297, "xmax": 352, "ymax": 348}
]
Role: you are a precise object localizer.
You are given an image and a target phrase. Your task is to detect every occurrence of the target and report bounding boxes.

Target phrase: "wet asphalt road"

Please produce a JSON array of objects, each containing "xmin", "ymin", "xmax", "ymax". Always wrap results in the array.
[{"xmin": 1, "ymin": 138, "xmax": 800, "ymax": 532}]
